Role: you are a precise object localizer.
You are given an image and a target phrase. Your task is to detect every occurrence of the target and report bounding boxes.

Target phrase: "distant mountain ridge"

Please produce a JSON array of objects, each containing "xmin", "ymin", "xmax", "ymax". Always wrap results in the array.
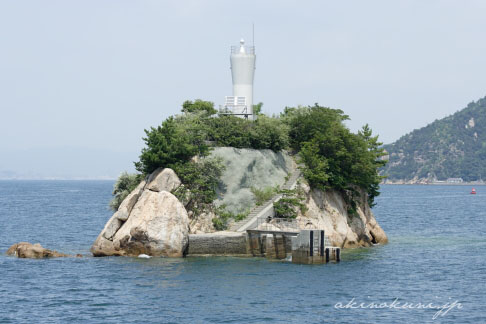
[{"xmin": 382, "ymin": 96, "xmax": 486, "ymax": 182}]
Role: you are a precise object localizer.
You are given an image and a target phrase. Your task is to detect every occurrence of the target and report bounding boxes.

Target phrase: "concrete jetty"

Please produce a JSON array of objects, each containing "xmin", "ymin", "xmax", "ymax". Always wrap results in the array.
[
  {"xmin": 187, "ymin": 228, "xmax": 340, "ymax": 264},
  {"xmin": 291, "ymin": 230, "xmax": 340, "ymax": 264}
]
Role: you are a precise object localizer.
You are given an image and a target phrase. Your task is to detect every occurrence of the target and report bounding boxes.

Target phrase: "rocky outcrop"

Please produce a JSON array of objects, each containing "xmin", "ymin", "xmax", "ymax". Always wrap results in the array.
[
  {"xmin": 91, "ymin": 168, "xmax": 189, "ymax": 257},
  {"xmin": 93, "ymin": 152, "xmax": 387, "ymax": 256},
  {"xmin": 189, "ymin": 211, "xmax": 216, "ymax": 234},
  {"xmin": 112, "ymin": 180, "xmax": 145, "ymax": 222},
  {"xmin": 6, "ymin": 242, "xmax": 71, "ymax": 258},
  {"xmin": 297, "ymin": 182, "xmax": 388, "ymax": 248},
  {"xmin": 146, "ymin": 168, "xmax": 181, "ymax": 192}
]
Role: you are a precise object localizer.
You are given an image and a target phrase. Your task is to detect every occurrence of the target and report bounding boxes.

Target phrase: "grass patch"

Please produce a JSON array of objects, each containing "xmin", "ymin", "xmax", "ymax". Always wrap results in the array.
[
  {"xmin": 212, "ymin": 205, "xmax": 250, "ymax": 231},
  {"xmin": 251, "ymin": 186, "xmax": 279, "ymax": 206}
]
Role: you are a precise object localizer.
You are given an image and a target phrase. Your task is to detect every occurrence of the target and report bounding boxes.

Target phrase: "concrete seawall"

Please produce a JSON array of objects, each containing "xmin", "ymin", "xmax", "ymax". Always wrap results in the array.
[
  {"xmin": 186, "ymin": 230, "xmax": 340, "ymax": 264},
  {"xmin": 187, "ymin": 232, "xmax": 249, "ymax": 256}
]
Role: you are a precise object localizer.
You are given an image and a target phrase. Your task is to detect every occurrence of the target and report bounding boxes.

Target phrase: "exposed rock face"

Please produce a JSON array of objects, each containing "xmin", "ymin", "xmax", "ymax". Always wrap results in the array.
[
  {"xmin": 91, "ymin": 168, "xmax": 189, "ymax": 257},
  {"xmin": 6, "ymin": 242, "xmax": 69, "ymax": 258},
  {"xmin": 189, "ymin": 211, "xmax": 216, "ymax": 234},
  {"xmin": 93, "ymin": 153, "xmax": 387, "ymax": 256},
  {"xmin": 297, "ymin": 182, "xmax": 388, "ymax": 248},
  {"xmin": 146, "ymin": 168, "xmax": 181, "ymax": 192},
  {"xmin": 113, "ymin": 191, "xmax": 189, "ymax": 257},
  {"xmin": 210, "ymin": 147, "xmax": 295, "ymax": 214},
  {"xmin": 113, "ymin": 180, "xmax": 146, "ymax": 222}
]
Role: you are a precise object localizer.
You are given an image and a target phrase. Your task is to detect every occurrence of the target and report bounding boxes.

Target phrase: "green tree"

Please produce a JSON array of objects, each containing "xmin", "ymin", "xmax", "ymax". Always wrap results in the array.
[
  {"xmin": 249, "ymin": 115, "xmax": 289, "ymax": 151},
  {"xmin": 284, "ymin": 104, "xmax": 385, "ymax": 208},
  {"xmin": 207, "ymin": 115, "xmax": 252, "ymax": 148},
  {"xmin": 172, "ymin": 157, "xmax": 225, "ymax": 209},
  {"xmin": 135, "ymin": 116, "xmax": 210, "ymax": 175},
  {"xmin": 182, "ymin": 99, "xmax": 217, "ymax": 116},
  {"xmin": 253, "ymin": 102, "xmax": 263, "ymax": 115}
]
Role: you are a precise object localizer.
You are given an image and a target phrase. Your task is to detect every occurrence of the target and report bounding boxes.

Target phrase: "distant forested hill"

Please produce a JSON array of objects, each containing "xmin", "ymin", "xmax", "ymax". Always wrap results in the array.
[{"xmin": 382, "ymin": 96, "xmax": 486, "ymax": 182}]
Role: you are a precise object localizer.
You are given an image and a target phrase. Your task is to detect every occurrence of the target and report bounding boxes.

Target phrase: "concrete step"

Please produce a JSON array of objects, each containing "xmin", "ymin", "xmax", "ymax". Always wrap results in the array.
[{"xmin": 229, "ymin": 167, "xmax": 303, "ymax": 232}]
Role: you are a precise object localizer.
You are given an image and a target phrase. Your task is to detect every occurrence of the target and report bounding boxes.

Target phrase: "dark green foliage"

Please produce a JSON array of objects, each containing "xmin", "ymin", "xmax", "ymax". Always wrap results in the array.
[
  {"xmin": 358, "ymin": 124, "xmax": 387, "ymax": 205},
  {"xmin": 249, "ymin": 115, "xmax": 289, "ymax": 151},
  {"xmin": 251, "ymin": 186, "xmax": 278, "ymax": 205},
  {"xmin": 273, "ymin": 188, "xmax": 307, "ymax": 219},
  {"xmin": 382, "ymin": 96, "xmax": 486, "ymax": 181},
  {"xmin": 299, "ymin": 140, "xmax": 329, "ymax": 191},
  {"xmin": 172, "ymin": 158, "xmax": 225, "ymax": 214},
  {"xmin": 211, "ymin": 205, "xmax": 249, "ymax": 231},
  {"xmin": 212, "ymin": 208, "xmax": 232, "ymax": 231},
  {"xmin": 253, "ymin": 102, "xmax": 263, "ymax": 115},
  {"xmin": 134, "ymin": 99, "xmax": 387, "ymax": 216},
  {"xmin": 135, "ymin": 116, "xmax": 210, "ymax": 175},
  {"xmin": 207, "ymin": 116, "xmax": 252, "ymax": 148},
  {"xmin": 109, "ymin": 172, "xmax": 143, "ymax": 211},
  {"xmin": 182, "ymin": 99, "xmax": 217, "ymax": 116},
  {"xmin": 284, "ymin": 105, "xmax": 386, "ymax": 207},
  {"xmin": 282, "ymin": 104, "xmax": 349, "ymax": 151},
  {"xmin": 135, "ymin": 100, "xmax": 290, "ymax": 177},
  {"xmin": 206, "ymin": 114, "xmax": 289, "ymax": 151}
]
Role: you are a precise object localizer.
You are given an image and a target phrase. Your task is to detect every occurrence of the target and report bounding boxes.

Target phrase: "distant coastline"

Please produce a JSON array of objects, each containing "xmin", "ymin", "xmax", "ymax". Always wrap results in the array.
[
  {"xmin": 0, "ymin": 177, "xmax": 116, "ymax": 181},
  {"xmin": 382, "ymin": 180, "xmax": 486, "ymax": 186}
]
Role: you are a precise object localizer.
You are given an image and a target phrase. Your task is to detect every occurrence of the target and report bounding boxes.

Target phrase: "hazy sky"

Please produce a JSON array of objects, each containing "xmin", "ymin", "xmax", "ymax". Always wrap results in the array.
[{"xmin": 1, "ymin": 1, "xmax": 486, "ymax": 178}]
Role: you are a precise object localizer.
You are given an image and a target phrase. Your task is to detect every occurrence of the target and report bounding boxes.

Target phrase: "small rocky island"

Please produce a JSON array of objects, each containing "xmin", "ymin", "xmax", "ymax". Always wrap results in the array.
[{"xmin": 91, "ymin": 101, "xmax": 388, "ymax": 261}]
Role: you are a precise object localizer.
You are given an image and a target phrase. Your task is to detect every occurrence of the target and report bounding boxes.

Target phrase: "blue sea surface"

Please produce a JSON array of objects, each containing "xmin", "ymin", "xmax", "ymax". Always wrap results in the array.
[{"xmin": 0, "ymin": 181, "xmax": 485, "ymax": 323}]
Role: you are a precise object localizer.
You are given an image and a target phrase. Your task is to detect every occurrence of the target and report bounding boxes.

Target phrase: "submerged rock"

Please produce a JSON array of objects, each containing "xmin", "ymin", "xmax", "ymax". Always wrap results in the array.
[
  {"xmin": 6, "ymin": 242, "xmax": 69, "ymax": 258},
  {"xmin": 91, "ymin": 168, "xmax": 189, "ymax": 257}
]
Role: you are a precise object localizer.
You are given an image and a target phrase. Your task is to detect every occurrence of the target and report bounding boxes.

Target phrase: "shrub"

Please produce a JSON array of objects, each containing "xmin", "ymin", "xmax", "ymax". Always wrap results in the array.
[
  {"xmin": 182, "ymin": 99, "xmax": 217, "ymax": 116},
  {"xmin": 211, "ymin": 205, "xmax": 233, "ymax": 231},
  {"xmin": 249, "ymin": 115, "xmax": 289, "ymax": 151},
  {"xmin": 251, "ymin": 186, "xmax": 278, "ymax": 205},
  {"xmin": 109, "ymin": 172, "xmax": 143, "ymax": 211},
  {"xmin": 253, "ymin": 102, "xmax": 263, "ymax": 115},
  {"xmin": 273, "ymin": 188, "xmax": 307, "ymax": 219},
  {"xmin": 211, "ymin": 205, "xmax": 249, "ymax": 231},
  {"xmin": 172, "ymin": 157, "xmax": 225, "ymax": 215},
  {"xmin": 207, "ymin": 116, "xmax": 252, "ymax": 148},
  {"xmin": 284, "ymin": 104, "xmax": 386, "ymax": 207},
  {"xmin": 135, "ymin": 116, "xmax": 210, "ymax": 175},
  {"xmin": 134, "ymin": 100, "xmax": 387, "ymax": 215}
]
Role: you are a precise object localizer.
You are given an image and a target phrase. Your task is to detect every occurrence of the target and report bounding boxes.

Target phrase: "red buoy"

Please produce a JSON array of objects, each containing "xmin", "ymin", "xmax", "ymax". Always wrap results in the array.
[{"xmin": 471, "ymin": 188, "xmax": 477, "ymax": 194}]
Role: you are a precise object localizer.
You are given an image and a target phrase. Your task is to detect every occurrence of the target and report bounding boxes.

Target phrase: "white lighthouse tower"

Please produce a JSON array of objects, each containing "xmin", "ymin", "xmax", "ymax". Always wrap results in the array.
[{"xmin": 222, "ymin": 39, "xmax": 256, "ymax": 120}]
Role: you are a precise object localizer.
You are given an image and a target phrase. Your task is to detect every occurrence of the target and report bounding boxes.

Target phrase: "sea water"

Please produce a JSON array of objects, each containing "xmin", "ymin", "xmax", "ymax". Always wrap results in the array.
[{"xmin": 0, "ymin": 181, "xmax": 485, "ymax": 323}]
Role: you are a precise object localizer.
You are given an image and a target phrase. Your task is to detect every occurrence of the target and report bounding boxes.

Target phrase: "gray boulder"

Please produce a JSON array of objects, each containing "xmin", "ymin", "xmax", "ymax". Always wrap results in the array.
[
  {"xmin": 112, "ymin": 190, "xmax": 189, "ymax": 257},
  {"xmin": 6, "ymin": 242, "xmax": 70, "ymax": 258},
  {"xmin": 297, "ymin": 182, "xmax": 388, "ymax": 248},
  {"xmin": 146, "ymin": 168, "xmax": 181, "ymax": 192},
  {"xmin": 114, "ymin": 180, "xmax": 145, "ymax": 221},
  {"xmin": 91, "ymin": 168, "xmax": 189, "ymax": 257}
]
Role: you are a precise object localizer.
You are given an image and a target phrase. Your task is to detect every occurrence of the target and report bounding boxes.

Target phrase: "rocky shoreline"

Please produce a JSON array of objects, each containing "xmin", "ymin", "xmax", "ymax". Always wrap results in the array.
[
  {"xmin": 6, "ymin": 149, "xmax": 389, "ymax": 259},
  {"xmin": 90, "ymin": 149, "xmax": 388, "ymax": 258}
]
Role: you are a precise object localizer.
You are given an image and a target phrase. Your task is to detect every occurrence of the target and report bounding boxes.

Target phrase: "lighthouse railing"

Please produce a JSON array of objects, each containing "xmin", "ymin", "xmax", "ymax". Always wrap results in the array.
[{"xmin": 231, "ymin": 46, "xmax": 255, "ymax": 54}]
